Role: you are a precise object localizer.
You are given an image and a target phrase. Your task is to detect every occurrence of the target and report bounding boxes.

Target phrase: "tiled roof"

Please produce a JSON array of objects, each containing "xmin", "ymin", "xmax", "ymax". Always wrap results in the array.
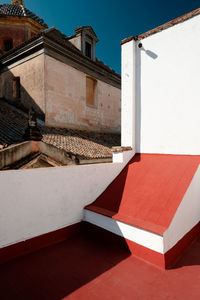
[
  {"xmin": 0, "ymin": 100, "xmax": 27, "ymax": 145},
  {"xmin": 0, "ymin": 4, "xmax": 48, "ymax": 27},
  {"xmin": 121, "ymin": 7, "xmax": 200, "ymax": 44},
  {"xmin": 0, "ymin": 101, "xmax": 120, "ymax": 160},
  {"xmin": 42, "ymin": 127, "xmax": 120, "ymax": 160}
]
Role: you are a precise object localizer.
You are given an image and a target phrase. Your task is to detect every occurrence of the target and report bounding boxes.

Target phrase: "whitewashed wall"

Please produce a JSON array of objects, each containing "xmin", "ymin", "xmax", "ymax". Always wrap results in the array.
[
  {"xmin": 163, "ymin": 165, "xmax": 200, "ymax": 252},
  {"xmin": 120, "ymin": 14, "xmax": 200, "ymax": 254},
  {"xmin": 121, "ymin": 39, "xmax": 136, "ymax": 148},
  {"xmin": 0, "ymin": 150, "xmax": 134, "ymax": 248},
  {"xmin": 122, "ymin": 14, "xmax": 200, "ymax": 155}
]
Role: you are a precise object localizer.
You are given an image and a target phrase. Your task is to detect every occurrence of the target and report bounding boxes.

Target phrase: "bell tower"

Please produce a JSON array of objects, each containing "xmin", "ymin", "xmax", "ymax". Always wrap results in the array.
[{"xmin": 12, "ymin": 0, "xmax": 25, "ymax": 6}]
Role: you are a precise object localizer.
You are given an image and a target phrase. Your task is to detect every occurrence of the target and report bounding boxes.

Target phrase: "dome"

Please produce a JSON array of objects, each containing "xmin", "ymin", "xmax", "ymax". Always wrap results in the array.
[{"xmin": 0, "ymin": 3, "xmax": 48, "ymax": 28}]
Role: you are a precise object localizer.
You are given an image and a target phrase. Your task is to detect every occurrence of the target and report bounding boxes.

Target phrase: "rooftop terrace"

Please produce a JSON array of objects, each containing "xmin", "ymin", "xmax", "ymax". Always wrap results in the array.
[{"xmin": 1, "ymin": 223, "xmax": 200, "ymax": 300}]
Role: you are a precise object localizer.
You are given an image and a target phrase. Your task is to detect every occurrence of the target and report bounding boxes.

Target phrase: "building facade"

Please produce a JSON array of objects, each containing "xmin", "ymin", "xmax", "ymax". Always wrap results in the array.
[{"xmin": 0, "ymin": 1, "xmax": 121, "ymax": 133}]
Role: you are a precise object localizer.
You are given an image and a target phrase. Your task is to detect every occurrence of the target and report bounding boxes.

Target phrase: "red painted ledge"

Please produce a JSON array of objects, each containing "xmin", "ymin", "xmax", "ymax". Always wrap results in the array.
[
  {"xmin": 85, "ymin": 205, "xmax": 166, "ymax": 235},
  {"xmin": 126, "ymin": 221, "xmax": 200, "ymax": 269},
  {"xmin": 82, "ymin": 221, "xmax": 200, "ymax": 269},
  {"xmin": 0, "ymin": 223, "xmax": 82, "ymax": 265},
  {"xmin": 1, "ymin": 221, "xmax": 199, "ymax": 269}
]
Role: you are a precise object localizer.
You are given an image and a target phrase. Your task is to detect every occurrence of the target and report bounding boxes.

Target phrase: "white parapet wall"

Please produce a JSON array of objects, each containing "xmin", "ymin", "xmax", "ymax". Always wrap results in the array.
[
  {"xmin": 122, "ymin": 13, "xmax": 200, "ymax": 155},
  {"xmin": 0, "ymin": 150, "xmax": 134, "ymax": 248}
]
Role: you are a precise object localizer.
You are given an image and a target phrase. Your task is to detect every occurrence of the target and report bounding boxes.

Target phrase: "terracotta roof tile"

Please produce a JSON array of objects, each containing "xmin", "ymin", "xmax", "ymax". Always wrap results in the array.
[
  {"xmin": 0, "ymin": 4, "xmax": 48, "ymax": 27},
  {"xmin": 0, "ymin": 101, "xmax": 120, "ymax": 160}
]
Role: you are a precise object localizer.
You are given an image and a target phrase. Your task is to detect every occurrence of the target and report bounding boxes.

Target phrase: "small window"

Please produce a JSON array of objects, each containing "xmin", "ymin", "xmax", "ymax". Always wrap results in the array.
[
  {"xmin": 86, "ymin": 76, "xmax": 97, "ymax": 106},
  {"xmin": 85, "ymin": 42, "xmax": 92, "ymax": 58},
  {"xmin": 4, "ymin": 39, "xmax": 13, "ymax": 51},
  {"xmin": 13, "ymin": 77, "xmax": 20, "ymax": 99}
]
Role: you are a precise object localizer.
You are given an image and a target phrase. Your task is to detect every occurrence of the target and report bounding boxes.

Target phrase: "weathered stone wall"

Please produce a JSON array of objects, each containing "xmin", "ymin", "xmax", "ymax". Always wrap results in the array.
[
  {"xmin": 44, "ymin": 55, "xmax": 121, "ymax": 133},
  {"xmin": 0, "ymin": 54, "xmax": 45, "ymax": 118}
]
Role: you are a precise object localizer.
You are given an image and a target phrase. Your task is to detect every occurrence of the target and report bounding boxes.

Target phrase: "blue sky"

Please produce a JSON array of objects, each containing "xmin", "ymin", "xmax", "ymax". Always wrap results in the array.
[{"xmin": 2, "ymin": 0, "xmax": 200, "ymax": 73}]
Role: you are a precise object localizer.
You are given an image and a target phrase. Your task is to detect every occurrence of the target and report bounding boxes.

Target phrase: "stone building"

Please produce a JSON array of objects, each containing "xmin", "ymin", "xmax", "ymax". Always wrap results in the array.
[
  {"xmin": 0, "ymin": 1, "xmax": 121, "ymax": 133},
  {"xmin": 1, "ymin": 7, "xmax": 200, "ymax": 299}
]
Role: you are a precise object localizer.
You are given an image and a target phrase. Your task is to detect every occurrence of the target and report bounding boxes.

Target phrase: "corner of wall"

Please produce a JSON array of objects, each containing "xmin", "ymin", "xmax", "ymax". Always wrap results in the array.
[{"xmin": 163, "ymin": 165, "xmax": 200, "ymax": 254}]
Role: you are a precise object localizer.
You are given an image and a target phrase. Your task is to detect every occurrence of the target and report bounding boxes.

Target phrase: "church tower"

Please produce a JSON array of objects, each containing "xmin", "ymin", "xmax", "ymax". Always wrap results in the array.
[{"xmin": 0, "ymin": 1, "xmax": 47, "ymax": 54}]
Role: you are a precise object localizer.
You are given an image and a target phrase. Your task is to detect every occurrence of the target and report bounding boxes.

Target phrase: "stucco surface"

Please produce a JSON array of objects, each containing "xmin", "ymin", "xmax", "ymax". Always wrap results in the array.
[
  {"xmin": 136, "ymin": 14, "xmax": 200, "ymax": 154},
  {"xmin": 44, "ymin": 55, "xmax": 121, "ymax": 133},
  {"xmin": 0, "ymin": 150, "xmax": 134, "ymax": 248},
  {"xmin": 122, "ymin": 14, "xmax": 200, "ymax": 154},
  {"xmin": 0, "ymin": 54, "xmax": 45, "ymax": 115}
]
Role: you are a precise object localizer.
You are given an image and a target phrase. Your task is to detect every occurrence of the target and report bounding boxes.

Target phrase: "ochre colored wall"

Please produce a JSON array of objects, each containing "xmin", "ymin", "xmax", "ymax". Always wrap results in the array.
[
  {"xmin": 0, "ymin": 54, "xmax": 45, "ymax": 117},
  {"xmin": 0, "ymin": 18, "xmax": 45, "ymax": 53},
  {"xmin": 44, "ymin": 55, "xmax": 121, "ymax": 133},
  {"xmin": 0, "ymin": 26, "xmax": 25, "ymax": 50}
]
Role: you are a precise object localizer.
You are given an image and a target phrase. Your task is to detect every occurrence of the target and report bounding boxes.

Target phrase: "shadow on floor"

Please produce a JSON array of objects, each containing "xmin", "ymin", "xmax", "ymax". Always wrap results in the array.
[
  {"xmin": 171, "ymin": 236, "xmax": 200, "ymax": 269},
  {"xmin": 0, "ymin": 227, "xmax": 131, "ymax": 300},
  {"xmin": 86, "ymin": 154, "xmax": 141, "ymax": 216}
]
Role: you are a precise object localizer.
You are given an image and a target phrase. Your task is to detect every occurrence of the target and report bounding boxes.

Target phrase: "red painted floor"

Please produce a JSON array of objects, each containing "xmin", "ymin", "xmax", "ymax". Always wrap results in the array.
[
  {"xmin": 0, "ymin": 227, "xmax": 200, "ymax": 300},
  {"xmin": 86, "ymin": 154, "xmax": 200, "ymax": 234}
]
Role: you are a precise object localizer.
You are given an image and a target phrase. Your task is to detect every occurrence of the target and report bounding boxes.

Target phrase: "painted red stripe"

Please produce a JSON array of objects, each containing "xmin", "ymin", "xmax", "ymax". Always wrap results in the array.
[
  {"xmin": 82, "ymin": 221, "xmax": 200, "ymax": 269},
  {"xmin": 0, "ymin": 223, "xmax": 81, "ymax": 264},
  {"xmin": 1, "ymin": 221, "xmax": 199, "ymax": 268}
]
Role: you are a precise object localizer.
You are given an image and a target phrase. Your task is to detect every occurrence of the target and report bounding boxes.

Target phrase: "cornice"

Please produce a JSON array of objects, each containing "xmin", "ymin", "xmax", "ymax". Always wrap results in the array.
[{"xmin": 0, "ymin": 34, "xmax": 121, "ymax": 88}]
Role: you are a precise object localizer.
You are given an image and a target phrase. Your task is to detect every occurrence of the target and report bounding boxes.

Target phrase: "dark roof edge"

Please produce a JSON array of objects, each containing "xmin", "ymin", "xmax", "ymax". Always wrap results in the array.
[
  {"xmin": 121, "ymin": 7, "xmax": 200, "ymax": 45},
  {"xmin": 121, "ymin": 36, "xmax": 136, "ymax": 45}
]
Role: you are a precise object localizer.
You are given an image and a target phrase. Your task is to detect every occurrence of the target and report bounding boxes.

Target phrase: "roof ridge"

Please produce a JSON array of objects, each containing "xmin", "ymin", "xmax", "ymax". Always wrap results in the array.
[
  {"xmin": 121, "ymin": 7, "xmax": 200, "ymax": 45},
  {"xmin": 0, "ymin": 3, "xmax": 48, "ymax": 27}
]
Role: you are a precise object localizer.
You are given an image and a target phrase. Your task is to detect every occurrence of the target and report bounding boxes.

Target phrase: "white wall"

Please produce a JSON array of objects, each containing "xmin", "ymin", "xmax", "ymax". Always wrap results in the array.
[
  {"xmin": 123, "ymin": 14, "xmax": 200, "ymax": 155},
  {"xmin": 163, "ymin": 165, "xmax": 200, "ymax": 253},
  {"xmin": 121, "ymin": 40, "xmax": 136, "ymax": 148},
  {"xmin": 84, "ymin": 210, "xmax": 164, "ymax": 253},
  {"xmin": 120, "ymin": 15, "xmax": 200, "ymax": 255},
  {"xmin": 0, "ymin": 150, "xmax": 134, "ymax": 248}
]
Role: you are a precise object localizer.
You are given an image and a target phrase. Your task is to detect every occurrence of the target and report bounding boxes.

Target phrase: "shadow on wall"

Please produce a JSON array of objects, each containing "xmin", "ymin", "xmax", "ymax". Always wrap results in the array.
[
  {"xmin": 171, "ymin": 235, "xmax": 200, "ymax": 269},
  {"xmin": 0, "ymin": 69, "xmax": 44, "ymax": 121},
  {"xmin": 145, "ymin": 49, "xmax": 158, "ymax": 59},
  {"xmin": 136, "ymin": 45, "xmax": 158, "ymax": 153}
]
